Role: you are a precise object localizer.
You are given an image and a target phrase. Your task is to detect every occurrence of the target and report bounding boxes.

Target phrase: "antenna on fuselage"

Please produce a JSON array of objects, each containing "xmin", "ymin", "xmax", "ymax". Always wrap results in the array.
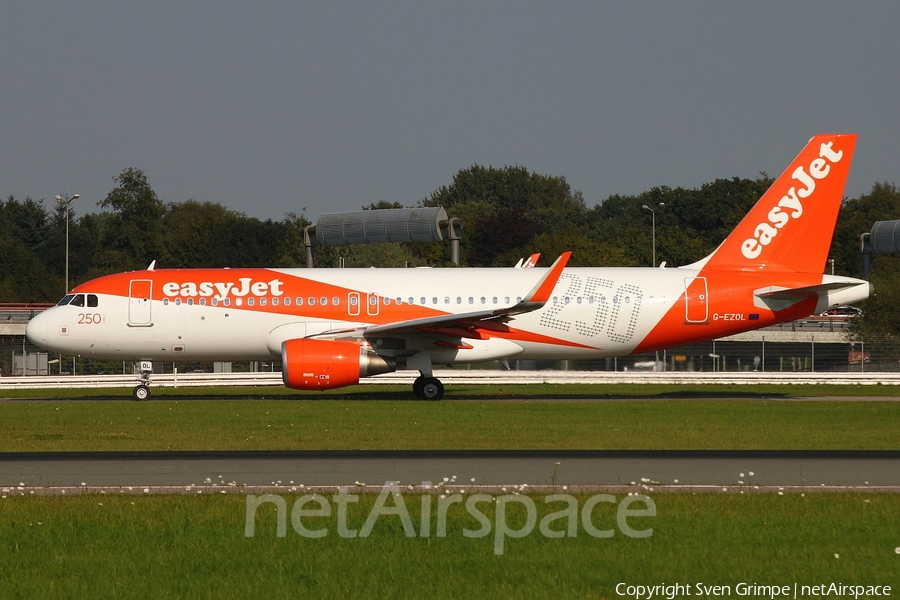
[{"xmin": 147, "ymin": 260, "xmax": 156, "ymax": 271}]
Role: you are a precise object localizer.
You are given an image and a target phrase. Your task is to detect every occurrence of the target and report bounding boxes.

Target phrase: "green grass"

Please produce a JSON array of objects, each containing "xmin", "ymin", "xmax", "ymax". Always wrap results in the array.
[
  {"xmin": 2, "ymin": 395, "xmax": 900, "ymax": 451},
  {"xmin": 1, "ymin": 493, "xmax": 897, "ymax": 599}
]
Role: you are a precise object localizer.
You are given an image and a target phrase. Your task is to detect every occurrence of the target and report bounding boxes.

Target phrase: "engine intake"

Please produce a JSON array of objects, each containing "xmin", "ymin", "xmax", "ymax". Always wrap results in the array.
[{"xmin": 281, "ymin": 338, "xmax": 395, "ymax": 390}]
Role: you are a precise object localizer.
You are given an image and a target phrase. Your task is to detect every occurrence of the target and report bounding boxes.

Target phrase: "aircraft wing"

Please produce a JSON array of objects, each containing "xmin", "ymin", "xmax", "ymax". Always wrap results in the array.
[{"xmin": 311, "ymin": 252, "xmax": 571, "ymax": 340}]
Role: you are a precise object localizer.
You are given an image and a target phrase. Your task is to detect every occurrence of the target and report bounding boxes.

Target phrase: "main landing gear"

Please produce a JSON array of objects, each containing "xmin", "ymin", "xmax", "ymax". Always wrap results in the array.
[
  {"xmin": 413, "ymin": 375, "xmax": 444, "ymax": 400},
  {"xmin": 133, "ymin": 361, "xmax": 153, "ymax": 401},
  {"xmin": 408, "ymin": 353, "xmax": 444, "ymax": 400}
]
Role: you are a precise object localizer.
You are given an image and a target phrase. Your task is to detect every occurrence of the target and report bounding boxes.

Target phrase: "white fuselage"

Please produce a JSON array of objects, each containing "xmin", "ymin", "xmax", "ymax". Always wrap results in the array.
[{"xmin": 25, "ymin": 265, "xmax": 870, "ymax": 366}]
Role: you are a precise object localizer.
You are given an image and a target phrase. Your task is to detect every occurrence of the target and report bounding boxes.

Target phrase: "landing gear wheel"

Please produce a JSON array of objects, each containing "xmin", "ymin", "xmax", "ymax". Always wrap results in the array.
[
  {"xmin": 133, "ymin": 385, "xmax": 151, "ymax": 401},
  {"xmin": 412, "ymin": 376, "xmax": 426, "ymax": 399},
  {"xmin": 420, "ymin": 377, "xmax": 444, "ymax": 401}
]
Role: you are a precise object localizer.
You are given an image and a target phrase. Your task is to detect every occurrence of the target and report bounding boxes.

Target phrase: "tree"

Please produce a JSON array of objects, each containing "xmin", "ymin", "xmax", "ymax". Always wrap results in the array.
[
  {"xmin": 95, "ymin": 168, "xmax": 166, "ymax": 271},
  {"xmin": 589, "ymin": 176, "xmax": 771, "ymax": 267},
  {"xmin": 161, "ymin": 200, "xmax": 242, "ymax": 268},
  {"xmin": 831, "ymin": 183, "xmax": 900, "ymax": 346},
  {"xmin": 0, "ymin": 196, "xmax": 60, "ymax": 300},
  {"xmin": 421, "ymin": 165, "xmax": 587, "ymax": 266}
]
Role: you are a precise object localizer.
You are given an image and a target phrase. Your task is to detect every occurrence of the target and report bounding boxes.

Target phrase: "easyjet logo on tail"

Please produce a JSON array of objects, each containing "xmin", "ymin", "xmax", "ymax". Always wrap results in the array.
[
  {"xmin": 162, "ymin": 278, "xmax": 284, "ymax": 300},
  {"xmin": 741, "ymin": 141, "xmax": 844, "ymax": 260}
]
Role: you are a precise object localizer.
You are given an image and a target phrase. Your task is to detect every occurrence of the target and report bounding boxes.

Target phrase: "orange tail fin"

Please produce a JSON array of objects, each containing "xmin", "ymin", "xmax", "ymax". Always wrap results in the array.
[{"xmin": 698, "ymin": 134, "xmax": 857, "ymax": 273}]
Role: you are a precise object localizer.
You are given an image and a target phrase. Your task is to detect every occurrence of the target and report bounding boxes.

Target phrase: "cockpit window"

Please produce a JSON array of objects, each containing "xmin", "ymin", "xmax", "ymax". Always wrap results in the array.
[
  {"xmin": 69, "ymin": 294, "xmax": 86, "ymax": 307},
  {"xmin": 87, "ymin": 294, "xmax": 99, "ymax": 308},
  {"xmin": 57, "ymin": 294, "xmax": 75, "ymax": 306}
]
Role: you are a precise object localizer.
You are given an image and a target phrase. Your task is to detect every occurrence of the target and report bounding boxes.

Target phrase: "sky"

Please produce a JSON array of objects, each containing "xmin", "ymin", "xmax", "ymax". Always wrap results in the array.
[{"xmin": 3, "ymin": 2, "xmax": 899, "ymax": 223}]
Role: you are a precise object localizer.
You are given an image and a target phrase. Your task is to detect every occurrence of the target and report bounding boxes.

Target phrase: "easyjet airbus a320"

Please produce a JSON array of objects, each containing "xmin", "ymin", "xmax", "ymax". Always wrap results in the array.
[{"xmin": 27, "ymin": 135, "xmax": 870, "ymax": 399}]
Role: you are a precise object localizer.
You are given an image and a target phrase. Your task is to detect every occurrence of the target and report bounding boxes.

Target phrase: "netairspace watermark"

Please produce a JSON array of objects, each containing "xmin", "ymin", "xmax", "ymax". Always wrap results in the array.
[
  {"xmin": 244, "ymin": 481, "xmax": 656, "ymax": 555},
  {"xmin": 616, "ymin": 582, "xmax": 893, "ymax": 600}
]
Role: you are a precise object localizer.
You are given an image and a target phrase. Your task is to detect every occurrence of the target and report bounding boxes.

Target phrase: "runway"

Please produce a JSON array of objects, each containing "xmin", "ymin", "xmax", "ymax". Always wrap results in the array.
[{"xmin": 3, "ymin": 450, "xmax": 899, "ymax": 492}]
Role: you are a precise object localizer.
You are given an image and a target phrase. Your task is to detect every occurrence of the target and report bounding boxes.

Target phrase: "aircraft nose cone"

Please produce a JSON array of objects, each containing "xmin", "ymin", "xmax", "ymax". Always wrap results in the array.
[{"xmin": 25, "ymin": 312, "xmax": 49, "ymax": 346}]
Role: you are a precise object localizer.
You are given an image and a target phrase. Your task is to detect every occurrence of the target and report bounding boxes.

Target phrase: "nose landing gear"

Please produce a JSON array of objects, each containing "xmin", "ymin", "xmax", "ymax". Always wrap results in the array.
[{"xmin": 132, "ymin": 361, "xmax": 153, "ymax": 401}]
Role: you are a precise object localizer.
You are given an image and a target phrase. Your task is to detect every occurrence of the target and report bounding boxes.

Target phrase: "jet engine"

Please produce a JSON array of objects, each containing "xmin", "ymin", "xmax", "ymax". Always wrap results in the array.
[{"xmin": 281, "ymin": 338, "xmax": 395, "ymax": 390}]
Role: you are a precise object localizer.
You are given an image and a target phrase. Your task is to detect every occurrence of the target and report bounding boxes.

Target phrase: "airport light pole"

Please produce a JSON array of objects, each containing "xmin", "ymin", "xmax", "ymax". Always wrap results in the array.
[
  {"xmin": 641, "ymin": 202, "xmax": 664, "ymax": 267},
  {"xmin": 56, "ymin": 193, "xmax": 80, "ymax": 293}
]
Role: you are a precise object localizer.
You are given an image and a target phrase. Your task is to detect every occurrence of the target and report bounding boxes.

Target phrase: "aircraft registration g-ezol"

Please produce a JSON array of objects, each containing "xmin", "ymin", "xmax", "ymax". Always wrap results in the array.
[{"xmin": 27, "ymin": 134, "xmax": 870, "ymax": 400}]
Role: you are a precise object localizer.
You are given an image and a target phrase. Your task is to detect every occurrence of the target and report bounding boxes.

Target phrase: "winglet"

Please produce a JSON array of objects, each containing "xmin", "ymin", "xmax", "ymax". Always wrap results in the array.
[{"xmin": 517, "ymin": 251, "xmax": 571, "ymax": 308}]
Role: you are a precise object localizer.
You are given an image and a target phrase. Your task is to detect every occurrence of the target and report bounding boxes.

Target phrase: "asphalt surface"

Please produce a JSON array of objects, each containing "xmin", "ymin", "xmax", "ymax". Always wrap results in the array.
[{"xmin": 3, "ymin": 450, "xmax": 899, "ymax": 491}]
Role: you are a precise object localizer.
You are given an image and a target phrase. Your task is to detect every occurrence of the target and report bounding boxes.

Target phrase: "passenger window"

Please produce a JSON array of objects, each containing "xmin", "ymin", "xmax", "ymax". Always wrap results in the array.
[
  {"xmin": 271, "ymin": 298, "xmax": 278, "ymax": 306},
  {"xmin": 444, "ymin": 297, "xmax": 450, "ymax": 304},
  {"xmin": 384, "ymin": 297, "xmax": 391, "ymax": 306},
  {"xmin": 188, "ymin": 298, "xmax": 194, "ymax": 306},
  {"xmin": 333, "ymin": 297, "xmax": 339, "ymax": 306},
  {"xmin": 284, "ymin": 297, "xmax": 291, "ymax": 306},
  {"xmin": 200, "ymin": 298, "xmax": 207, "ymax": 306},
  {"xmin": 87, "ymin": 294, "xmax": 99, "ymax": 307},
  {"xmin": 163, "ymin": 299, "xmax": 170, "ymax": 306},
  {"xmin": 432, "ymin": 297, "xmax": 437, "ymax": 305},
  {"xmin": 296, "ymin": 297, "xmax": 303, "ymax": 306},
  {"xmin": 420, "ymin": 297, "xmax": 426, "ymax": 305},
  {"xmin": 492, "ymin": 297, "xmax": 497, "ymax": 304},
  {"xmin": 212, "ymin": 298, "xmax": 218, "ymax": 306},
  {"xmin": 308, "ymin": 297, "xmax": 316, "ymax": 306},
  {"xmin": 247, "ymin": 298, "xmax": 255, "ymax": 307},
  {"xmin": 175, "ymin": 298, "xmax": 182, "ymax": 306},
  {"xmin": 457, "ymin": 297, "xmax": 462, "ymax": 304}
]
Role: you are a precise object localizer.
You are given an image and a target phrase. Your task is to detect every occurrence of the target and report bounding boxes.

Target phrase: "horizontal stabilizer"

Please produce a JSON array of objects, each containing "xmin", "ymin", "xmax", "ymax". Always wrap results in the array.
[
  {"xmin": 754, "ymin": 277, "xmax": 871, "ymax": 312},
  {"xmin": 755, "ymin": 282, "xmax": 859, "ymax": 300}
]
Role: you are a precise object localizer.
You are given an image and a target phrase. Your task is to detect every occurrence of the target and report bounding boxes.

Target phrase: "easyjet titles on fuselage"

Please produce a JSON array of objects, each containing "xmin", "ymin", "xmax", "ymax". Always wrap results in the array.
[
  {"xmin": 741, "ymin": 140, "xmax": 845, "ymax": 260},
  {"xmin": 162, "ymin": 278, "xmax": 285, "ymax": 301}
]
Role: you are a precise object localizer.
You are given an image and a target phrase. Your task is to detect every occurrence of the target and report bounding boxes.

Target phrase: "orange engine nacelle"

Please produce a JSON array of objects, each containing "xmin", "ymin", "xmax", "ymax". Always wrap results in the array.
[{"xmin": 281, "ymin": 338, "xmax": 395, "ymax": 390}]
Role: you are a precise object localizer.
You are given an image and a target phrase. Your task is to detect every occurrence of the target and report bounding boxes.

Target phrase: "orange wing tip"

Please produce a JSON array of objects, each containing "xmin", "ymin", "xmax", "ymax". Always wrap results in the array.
[{"xmin": 527, "ymin": 251, "xmax": 571, "ymax": 304}]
